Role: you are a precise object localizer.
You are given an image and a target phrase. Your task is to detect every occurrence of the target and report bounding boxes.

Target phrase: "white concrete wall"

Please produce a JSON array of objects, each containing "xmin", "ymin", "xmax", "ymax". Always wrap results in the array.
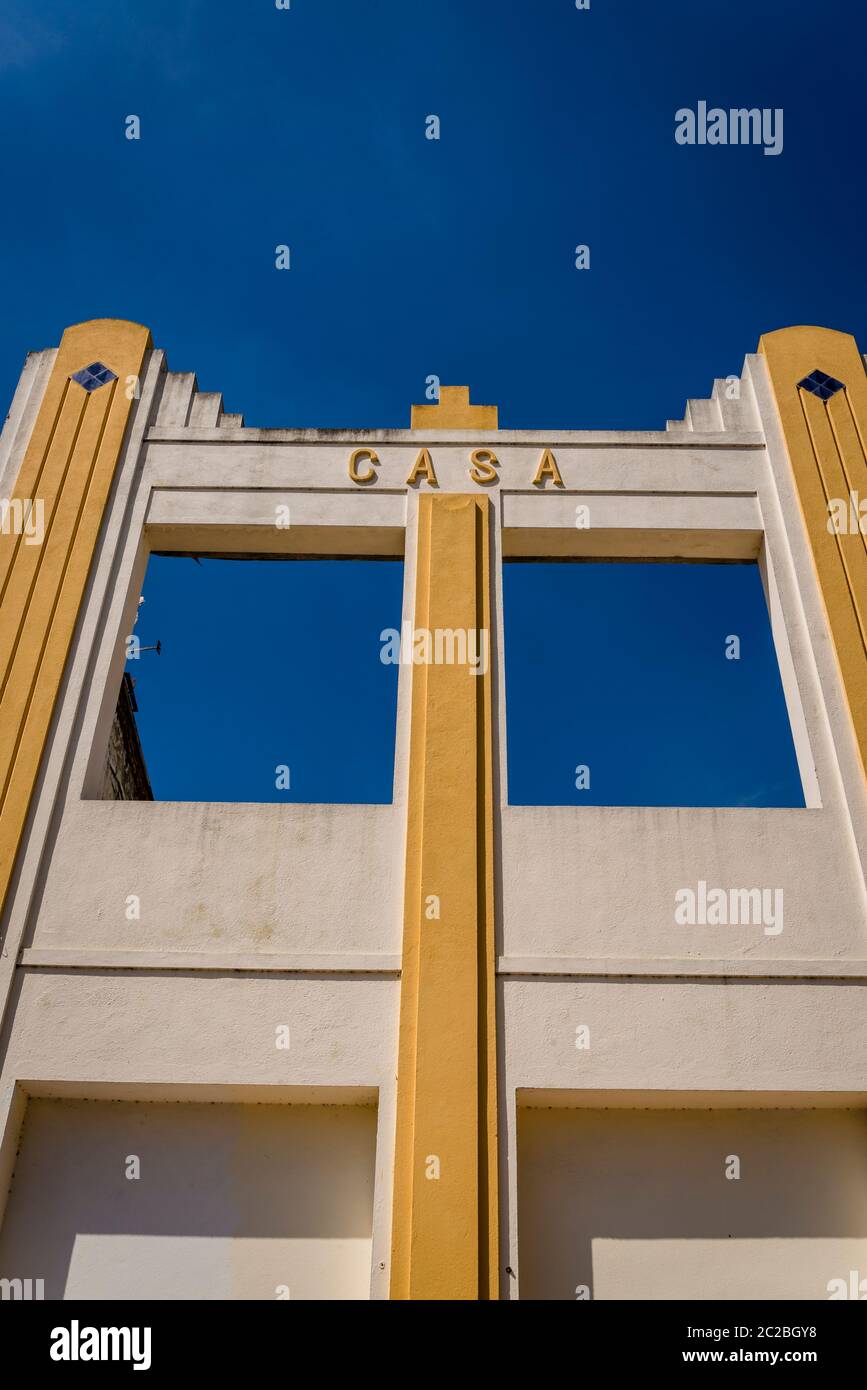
[
  {"xmin": 500, "ymin": 976, "xmax": 867, "ymax": 1295},
  {"xmin": 500, "ymin": 803, "xmax": 867, "ymax": 964},
  {"xmin": 517, "ymin": 1105, "xmax": 867, "ymax": 1300},
  {"xmin": 27, "ymin": 799, "xmax": 403, "ymax": 961},
  {"xmin": 0, "ymin": 1097, "xmax": 377, "ymax": 1300},
  {"xmin": 0, "ymin": 348, "xmax": 55, "ymax": 499}
]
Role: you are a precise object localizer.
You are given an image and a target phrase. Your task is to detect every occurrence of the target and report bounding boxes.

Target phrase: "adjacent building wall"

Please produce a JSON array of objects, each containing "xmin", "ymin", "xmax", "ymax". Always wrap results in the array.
[{"xmin": 100, "ymin": 673, "xmax": 153, "ymax": 801}]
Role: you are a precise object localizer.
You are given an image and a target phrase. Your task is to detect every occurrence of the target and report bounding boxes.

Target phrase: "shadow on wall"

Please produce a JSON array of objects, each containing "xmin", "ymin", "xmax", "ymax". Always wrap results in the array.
[
  {"xmin": 0, "ymin": 1098, "xmax": 377, "ymax": 1300},
  {"xmin": 516, "ymin": 1105, "xmax": 867, "ymax": 1300}
]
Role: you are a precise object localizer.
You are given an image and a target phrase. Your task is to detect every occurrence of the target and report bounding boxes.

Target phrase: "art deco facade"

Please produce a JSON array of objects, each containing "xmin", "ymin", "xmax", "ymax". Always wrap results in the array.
[{"xmin": 0, "ymin": 320, "xmax": 865, "ymax": 1300}]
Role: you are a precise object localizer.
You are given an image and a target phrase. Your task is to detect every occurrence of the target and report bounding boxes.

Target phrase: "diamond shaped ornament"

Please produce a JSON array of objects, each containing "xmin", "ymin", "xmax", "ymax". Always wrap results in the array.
[
  {"xmin": 797, "ymin": 369, "xmax": 845, "ymax": 401},
  {"xmin": 71, "ymin": 362, "xmax": 117, "ymax": 392}
]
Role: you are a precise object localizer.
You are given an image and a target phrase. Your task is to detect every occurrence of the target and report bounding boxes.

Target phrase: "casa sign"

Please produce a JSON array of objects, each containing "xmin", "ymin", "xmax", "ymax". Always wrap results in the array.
[{"xmin": 347, "ymin": 447, "xmax": 565, "ymax": 488}]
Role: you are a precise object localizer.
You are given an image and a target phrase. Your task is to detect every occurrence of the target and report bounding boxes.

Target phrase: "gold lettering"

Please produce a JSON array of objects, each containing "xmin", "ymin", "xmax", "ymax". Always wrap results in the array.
[
  {"xmin": 532, "ymin": 448, "xmax": 564, "ymax": 487},
  {"xmin": 469, "ymin": 448, "xmax": 498, "ymax": 485},
  {"xmin": 406, "ymin": 447, "xmax": 439, "ymax": 488},
  {"xmin": 349, "ymin": 447, "xmax": 379, "ymax": 484}
]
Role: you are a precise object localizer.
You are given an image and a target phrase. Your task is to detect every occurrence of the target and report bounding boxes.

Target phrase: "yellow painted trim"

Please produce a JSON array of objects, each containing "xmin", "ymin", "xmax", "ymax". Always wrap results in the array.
[
  {"xmin": 411, "ymin": 386, "xmax": 498, "ymax": 431},
  {"xmin": 759, "ymin": 326, "xmax": 867, "ymax": 780},
  {"xmin": 0, "ymin": 319, "xmax": 151, "ymax": 921},
  {"xmin": 391, "ymin": 494, "xmax": 499, "ymax": 1299}
]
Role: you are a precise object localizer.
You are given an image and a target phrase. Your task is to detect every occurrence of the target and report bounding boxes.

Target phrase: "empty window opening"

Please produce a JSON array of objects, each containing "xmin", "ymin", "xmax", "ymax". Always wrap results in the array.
[
  {"xmin": 503, "ymin": 560, "xmax": 805, "ymax": 807},
  {"xmin": 101, "ymin": 554, "xmax": 404, "ymax": 804}
]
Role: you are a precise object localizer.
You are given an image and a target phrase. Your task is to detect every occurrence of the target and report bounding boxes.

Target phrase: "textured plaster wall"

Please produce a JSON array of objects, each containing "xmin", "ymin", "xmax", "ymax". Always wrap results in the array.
[
  {"xmin": 0, "ymin": 1098, "xmax": 377, "ymax": 1300},
  {"xmin": 28, "ymin": 800, "xmax": 402, "ymax": 958},
  {"xmin": 517, "ymin": 1106, "xmax": 867, "ymax": 1300},
  {"xmin": 500, "ymin": 804, "xmax": 867, "ymax": 963},
  {"xmin": 1, "ymin": 972, "xmax": 398, "ymax": 1091}
]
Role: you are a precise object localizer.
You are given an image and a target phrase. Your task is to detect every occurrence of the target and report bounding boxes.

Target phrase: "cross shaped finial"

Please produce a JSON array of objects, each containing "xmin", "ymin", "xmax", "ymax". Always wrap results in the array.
[{"xmin": 411, "ymin": 385, "xmax": 498, "ymax": 430}]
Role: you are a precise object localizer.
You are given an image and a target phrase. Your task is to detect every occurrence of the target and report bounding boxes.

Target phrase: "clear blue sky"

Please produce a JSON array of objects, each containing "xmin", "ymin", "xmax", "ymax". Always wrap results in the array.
[
  {"xmin": 133, "ymin": 554, "xmax": 803, "ymax": 807},
  {"xmin": 133, "ymin": 557, "xmax": 403, "ymax": 804},
  {"xmin": 504, "ymin": 562, "xmax": 803, "ymax": 808},
  {"xmin": 1, "ymin": 1, "xmax": 856, "ymax": 804},
  {"xmin": 0, "ymin": 0, "xmax": 863, "ymax": 429}
]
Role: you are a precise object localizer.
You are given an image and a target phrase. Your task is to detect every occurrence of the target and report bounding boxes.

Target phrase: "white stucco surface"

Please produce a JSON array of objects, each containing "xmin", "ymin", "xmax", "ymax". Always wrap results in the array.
[
  {"xmin": 517, "ymin": 1106, "xmax": 867, "ymax": 1300},
  {"xmin": 500, "ymin": 804, "xmax": 867, "ymax": 962},
  {"xmin": 0, "ymin": 1098, "xmax": 377, "ymax": 1300},
  {"xmin": 28, "ymin": 800, "xmax": 403, "ymax": 958}
]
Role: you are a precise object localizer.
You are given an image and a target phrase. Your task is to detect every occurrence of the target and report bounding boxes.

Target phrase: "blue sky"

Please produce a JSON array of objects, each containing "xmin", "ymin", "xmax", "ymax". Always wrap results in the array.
[
  {"xmin": 504, "ymin": 562, "xmax": 803, "ymax": 808},
  {"xmin": 132, "ymin": 557, "xmax": 403, "ymax": 803},
  {"xmin": 1, "ymin": 1, "xmax": 856, "ymax": 804},
  {"xmin": 133, "ymin": 555, "xmax": 804, "ymax": 807},
  {"xmin": 0, "ymin": 0, "xmax": 863, "ymax": 429}
]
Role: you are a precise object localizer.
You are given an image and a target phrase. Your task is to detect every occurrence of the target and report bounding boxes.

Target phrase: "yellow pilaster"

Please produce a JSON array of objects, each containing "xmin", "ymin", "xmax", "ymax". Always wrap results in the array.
[
  {"xmin": 391, "ymin": 494, "xmax": 498, "ymax": 1299},
  {"xmin": 759, "ymin": 327, "xmax": 867, "ymax": 782},
  {"xmin": 0, "ymin": 319, "xmax": 151, "ymax": 921}
]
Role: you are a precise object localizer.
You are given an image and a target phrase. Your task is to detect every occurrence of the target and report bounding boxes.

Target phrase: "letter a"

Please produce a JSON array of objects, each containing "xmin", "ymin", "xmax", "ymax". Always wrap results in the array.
[
  {"xmin": 406, "ymin": 448, "xmax": 438, "ymax": 488},
  {"xmin": 674, "ymin": 108, "xmax": 695, "ymax": 146},
  {"xmin": 532, "ymin": 449, "xmax": 564, "ymax": 487}
]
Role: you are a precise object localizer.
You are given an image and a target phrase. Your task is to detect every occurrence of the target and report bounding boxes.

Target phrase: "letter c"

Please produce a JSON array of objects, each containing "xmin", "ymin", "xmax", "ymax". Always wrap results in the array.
[{"xmin": 349, "ymin": 448, "xmax": 379, "ymax": 484}]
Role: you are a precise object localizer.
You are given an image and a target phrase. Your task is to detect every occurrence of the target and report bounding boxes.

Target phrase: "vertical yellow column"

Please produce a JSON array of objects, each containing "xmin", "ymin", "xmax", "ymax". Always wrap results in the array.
[
  {"xmin": 0, "ymin": 319, "xmax": 151, "ymax": 921},
  {"xmin": 759, "ymin": 326, "xmax": 867, "ymax": 780},
  {"xmin": 391, "ymin": 493, "xmax": 499, "ymax": 1300}
]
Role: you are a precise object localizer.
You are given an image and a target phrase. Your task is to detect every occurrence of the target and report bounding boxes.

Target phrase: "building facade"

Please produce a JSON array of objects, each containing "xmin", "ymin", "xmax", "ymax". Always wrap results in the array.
[{"xmin": 0, "ymin": 319, "xmax": 865, "ymax": 1300}]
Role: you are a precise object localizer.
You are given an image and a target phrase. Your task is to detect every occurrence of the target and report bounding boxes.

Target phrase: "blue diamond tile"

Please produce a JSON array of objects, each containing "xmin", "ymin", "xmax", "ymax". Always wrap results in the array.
[
  {"xmin": 798, "ymin": 369, "xmax": 845, "ymax": 399},
  {"xmin": 71, "ymin": 361, "xmax": 117, "ymax": 392}
]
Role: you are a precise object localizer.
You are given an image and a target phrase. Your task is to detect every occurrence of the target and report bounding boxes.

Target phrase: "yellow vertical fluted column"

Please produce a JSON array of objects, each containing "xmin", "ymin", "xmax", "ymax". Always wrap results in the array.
[
  {"xmin": 0, "ymin": 319, "xmax": 151, "ymax": 921},
  {"xmin": 759, "ymin": 326, "xmax": 867, "ymax": 780},
  {"xmin": 391, "ymin": 493, "xmax": 499, "ymax": 1300}
]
